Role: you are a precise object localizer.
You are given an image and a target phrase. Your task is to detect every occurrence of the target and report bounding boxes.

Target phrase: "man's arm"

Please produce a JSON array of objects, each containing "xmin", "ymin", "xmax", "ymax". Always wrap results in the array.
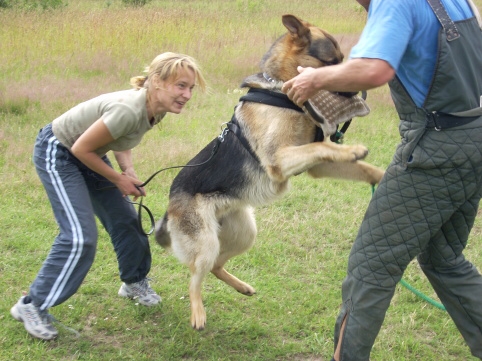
[{"xmin": 282, "ymin": 58, "xmax": 395, "ymax": 105}]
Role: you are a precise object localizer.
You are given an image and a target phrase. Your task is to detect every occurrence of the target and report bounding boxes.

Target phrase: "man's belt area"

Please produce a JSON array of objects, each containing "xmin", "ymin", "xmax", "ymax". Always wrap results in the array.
[{"xmin": 426, "ymin": 109, "xmax": 482, "ymax": 131}]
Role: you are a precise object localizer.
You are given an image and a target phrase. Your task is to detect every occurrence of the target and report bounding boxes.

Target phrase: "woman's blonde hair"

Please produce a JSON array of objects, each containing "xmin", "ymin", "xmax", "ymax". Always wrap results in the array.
[{"xmin": 130, "ymin": 52, "xmax": 206, "ymax": 91}]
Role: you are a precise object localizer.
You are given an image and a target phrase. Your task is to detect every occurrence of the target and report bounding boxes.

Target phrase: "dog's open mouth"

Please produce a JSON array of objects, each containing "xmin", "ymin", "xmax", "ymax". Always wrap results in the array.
[{"xmin": 302, "ymin": 90, "xmax": 370, "ymax": 136}]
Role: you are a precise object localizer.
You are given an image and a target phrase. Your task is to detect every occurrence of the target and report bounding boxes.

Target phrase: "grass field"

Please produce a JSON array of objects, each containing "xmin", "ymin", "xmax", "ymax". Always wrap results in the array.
[{"xmin": 1, "ymin": 1, "xmax": 482, "ymax": 360}]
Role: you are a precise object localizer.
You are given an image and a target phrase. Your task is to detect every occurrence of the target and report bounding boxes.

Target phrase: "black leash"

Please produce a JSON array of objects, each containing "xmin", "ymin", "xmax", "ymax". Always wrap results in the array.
[
  {"xmin": 94, "ymin": 127, "xmax": 228, "ymax": 236},
  {"xmin": 129, "ymin": 128, "xmax": 228, "ymax": 236}
]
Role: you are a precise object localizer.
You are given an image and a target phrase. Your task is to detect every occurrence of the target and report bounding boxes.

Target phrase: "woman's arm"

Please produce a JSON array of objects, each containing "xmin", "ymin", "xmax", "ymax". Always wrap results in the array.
[
  {"xmin": 114, "ymin": 149, "xmax": 146, "ymax": 197},
  {"xmin": 70, "ymin": 118, "xmax": 144, "ymax": 197},
  {"xmin": 114, "ymin": 149, "xmax": 135, "ymax": 176}
]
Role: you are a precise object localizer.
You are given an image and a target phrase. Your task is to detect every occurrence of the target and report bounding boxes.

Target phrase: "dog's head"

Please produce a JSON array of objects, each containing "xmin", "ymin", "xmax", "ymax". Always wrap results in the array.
[{"xmin": 260, "ymin": 15, "xmax": 344, "ymax": 82}]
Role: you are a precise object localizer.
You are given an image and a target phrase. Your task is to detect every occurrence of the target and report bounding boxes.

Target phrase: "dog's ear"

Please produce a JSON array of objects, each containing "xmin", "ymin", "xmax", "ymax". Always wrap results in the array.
[{"xmin": 282, "ymin": 14, "xmax": 310, "ymax": 43}]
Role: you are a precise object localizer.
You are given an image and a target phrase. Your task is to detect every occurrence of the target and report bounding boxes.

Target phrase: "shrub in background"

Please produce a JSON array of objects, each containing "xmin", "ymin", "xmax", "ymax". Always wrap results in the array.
[
  {"xmin": 121, "ymin": 0, "xmax": 151, "ymax": 7},
  {"xmin": 0, "ymin": 0, "xmax": 64, "ymax": 9}
]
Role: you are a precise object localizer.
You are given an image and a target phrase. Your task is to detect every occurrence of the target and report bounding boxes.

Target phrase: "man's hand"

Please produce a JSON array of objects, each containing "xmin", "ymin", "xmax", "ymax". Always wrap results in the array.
[{"xmin": 282, "ymin": 66, "xmax": 320, "ymax": 106}]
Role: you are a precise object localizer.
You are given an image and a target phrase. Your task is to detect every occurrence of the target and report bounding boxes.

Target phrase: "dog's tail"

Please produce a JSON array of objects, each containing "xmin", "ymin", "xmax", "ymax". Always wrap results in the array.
[{"xmin": 154, "ymin": 213, "xmax": 171, "ymax": 248}]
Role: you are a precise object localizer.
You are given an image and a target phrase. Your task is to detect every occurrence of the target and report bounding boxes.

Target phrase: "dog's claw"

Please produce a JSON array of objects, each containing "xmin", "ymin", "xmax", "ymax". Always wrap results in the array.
[
  {"xmin": 238, "ymin": 289, "xmax": 256, "ymax": 296},
  {"xmin": 192, "ymin": 324, "xmax": 205, "ymax": 331},
  {"xmin": 191, "ymin": 317, "xmax": 206, "ymax": 331},
  {"xmin": 236, "ymin": 283, "xmax": 256, "ymax": 296}
]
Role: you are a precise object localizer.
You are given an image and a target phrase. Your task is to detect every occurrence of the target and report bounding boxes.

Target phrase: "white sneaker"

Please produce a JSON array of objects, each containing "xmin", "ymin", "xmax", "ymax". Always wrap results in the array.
[
  {"xmin": 118, "ymin": 278, "xmax": 161, "ymax": 306},
  {"xmin": 10, "ymin": 297, "xmax": 58, "ymax": 340}
]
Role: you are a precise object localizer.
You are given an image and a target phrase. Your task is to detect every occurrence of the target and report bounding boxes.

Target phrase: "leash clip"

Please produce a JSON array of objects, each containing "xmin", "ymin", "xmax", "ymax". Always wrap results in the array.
[{"xmin": 218, "ymin": 123, "xmax": 229, "ymax": 142}]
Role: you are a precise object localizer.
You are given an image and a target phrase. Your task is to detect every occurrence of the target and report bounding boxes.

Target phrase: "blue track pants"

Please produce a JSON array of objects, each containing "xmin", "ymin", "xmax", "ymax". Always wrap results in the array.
[{"xmin": 29, "ymin": 124, "xmax": 152, "ymax": 311}]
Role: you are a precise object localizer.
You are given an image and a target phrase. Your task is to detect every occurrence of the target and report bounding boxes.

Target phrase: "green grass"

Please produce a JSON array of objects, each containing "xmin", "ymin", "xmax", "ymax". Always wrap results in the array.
[{"xmin": 1, "ymin": 1, "xmax": 482, "ymax": 360}]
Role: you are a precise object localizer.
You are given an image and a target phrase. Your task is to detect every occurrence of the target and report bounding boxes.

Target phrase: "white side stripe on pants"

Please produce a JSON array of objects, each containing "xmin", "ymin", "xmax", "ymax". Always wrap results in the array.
[{"xmin": 41, "ymin": 136, "xmax": 84, "ymax": 310}]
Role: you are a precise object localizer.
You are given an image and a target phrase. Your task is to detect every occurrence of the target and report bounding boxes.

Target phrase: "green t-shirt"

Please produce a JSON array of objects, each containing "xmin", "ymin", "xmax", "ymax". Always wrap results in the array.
[{"xmin": 52, "ymin": 88, "xmax": 164, "ymax": 156}]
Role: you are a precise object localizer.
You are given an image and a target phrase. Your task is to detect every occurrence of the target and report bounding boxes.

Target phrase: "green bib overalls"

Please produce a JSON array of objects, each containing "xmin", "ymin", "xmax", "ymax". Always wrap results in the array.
[{"xmin": 334, "ymin": 2, "xmax": 482, "ymax": 359}]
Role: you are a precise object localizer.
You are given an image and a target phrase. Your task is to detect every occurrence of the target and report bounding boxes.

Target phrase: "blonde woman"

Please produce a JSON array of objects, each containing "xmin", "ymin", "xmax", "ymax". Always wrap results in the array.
[{"xmin": 11, "ymin": 52, "xmax": 206, "ymax": 340}]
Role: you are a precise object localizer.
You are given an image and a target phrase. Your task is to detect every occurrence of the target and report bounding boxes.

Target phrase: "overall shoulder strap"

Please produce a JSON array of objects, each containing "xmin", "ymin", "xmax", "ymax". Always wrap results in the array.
[{"xmin": 425, "ymin": 0, "xmax": 460, "ymax": 40}]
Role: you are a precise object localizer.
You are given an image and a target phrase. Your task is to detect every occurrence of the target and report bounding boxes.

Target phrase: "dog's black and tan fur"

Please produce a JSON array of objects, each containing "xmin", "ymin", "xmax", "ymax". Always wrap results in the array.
[{"xmin": 155, "ymin": 14, "xmax": 385, "ymax": 330}]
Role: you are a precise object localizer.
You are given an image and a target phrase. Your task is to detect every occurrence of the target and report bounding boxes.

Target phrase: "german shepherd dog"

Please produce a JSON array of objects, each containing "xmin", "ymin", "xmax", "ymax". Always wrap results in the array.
[{"xmin": 155, "ymin": 14, "xmax": 384, "ymax": 330}]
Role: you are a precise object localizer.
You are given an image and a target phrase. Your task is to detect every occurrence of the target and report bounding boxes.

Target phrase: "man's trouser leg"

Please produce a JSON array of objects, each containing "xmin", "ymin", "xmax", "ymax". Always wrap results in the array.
[{"xmin": 418, "ymin": 196, "xmax": 482, "ymax": 358}]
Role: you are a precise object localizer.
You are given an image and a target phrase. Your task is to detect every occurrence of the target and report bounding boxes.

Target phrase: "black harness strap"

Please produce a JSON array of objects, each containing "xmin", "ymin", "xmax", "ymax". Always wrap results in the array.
[
  {"xmin": 226, "ymin": 114, "xmax": 260, "ymax": 162},
  {"xmin": 234, "ymin": 86, "xmax": 356, "ymax": 152},
  {"xmin": 239, "ymin": 87, "xmax": 328, "ymax": 142},
  {"xmin": 239, "ymin": 88, "xmax": 304, "ymax": 112},
  {"xmin": 228, "ymin": 87, "xmax": 303, "ymax": 161}
]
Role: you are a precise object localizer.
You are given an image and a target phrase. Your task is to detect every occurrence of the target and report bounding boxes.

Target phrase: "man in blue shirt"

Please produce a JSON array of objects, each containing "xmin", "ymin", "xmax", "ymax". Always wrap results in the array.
[{"xmin": 283, "ymin": 1, "xmax": 482, "ymax": 360}]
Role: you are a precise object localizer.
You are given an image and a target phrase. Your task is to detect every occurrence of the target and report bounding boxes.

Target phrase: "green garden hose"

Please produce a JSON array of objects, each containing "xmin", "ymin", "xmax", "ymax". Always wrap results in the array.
[{"xmin": 399, "ymin": 278, "xmax": 446, "ymax": 311}]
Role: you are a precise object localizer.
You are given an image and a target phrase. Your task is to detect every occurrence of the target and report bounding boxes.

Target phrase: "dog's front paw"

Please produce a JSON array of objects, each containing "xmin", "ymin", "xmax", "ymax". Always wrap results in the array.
[
  {"xmin": 348, "ymin": 144, "xmax": 369, "ymax": 161},
  {"xmin": 329, "ymin": 143, "xmax": 369, "ymax": 162}
]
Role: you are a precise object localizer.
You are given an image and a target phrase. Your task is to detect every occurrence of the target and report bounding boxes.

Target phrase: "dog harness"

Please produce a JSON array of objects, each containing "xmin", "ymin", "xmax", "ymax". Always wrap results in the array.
[
  {"xmin": 225, "ymin": 114, "xmax": 260, "ymax": 162},
  {"xmin": 237, "ymin": 86, "xmax": 350, "ymax": 143}
]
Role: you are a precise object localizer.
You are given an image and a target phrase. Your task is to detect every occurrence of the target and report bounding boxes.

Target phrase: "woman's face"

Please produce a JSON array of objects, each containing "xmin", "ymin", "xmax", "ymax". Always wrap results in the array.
[{"xmin": 154, "ymin": 68, "xmax": 196, "ymax": 114}]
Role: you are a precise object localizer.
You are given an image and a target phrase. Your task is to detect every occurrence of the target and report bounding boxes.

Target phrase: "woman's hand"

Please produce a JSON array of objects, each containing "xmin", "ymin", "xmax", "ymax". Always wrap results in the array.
[
  {"xmin": 114, "ymin": 172, "xmax": 146, "ymax": 201},
  {"xmin": 114, "ymin": 150, "xmax": 146, "ymax": 200}
]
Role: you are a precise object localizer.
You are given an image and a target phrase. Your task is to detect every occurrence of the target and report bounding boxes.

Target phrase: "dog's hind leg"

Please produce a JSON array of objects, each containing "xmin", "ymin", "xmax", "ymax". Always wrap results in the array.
[
  {"xmin": 211, "ymin": 207, "xmax": 257, "ymax": 296},
  {"xmin": 168, "ymin": 206, "xmax": 220, "ymax": 331},
  {"xmin": 188, "ymin": 263, "xmax": 210, "ymax": 331},
  {"xmin": 187, "ymin": 236, "xmax": 220, "ymax": 330},
  {"xmin": 211, "ymin": 267, "xmax": 256, "ymax": 296},
  {"xmin": 187, "ymin": 228, "xmax": 221, "ymax": 330}
]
